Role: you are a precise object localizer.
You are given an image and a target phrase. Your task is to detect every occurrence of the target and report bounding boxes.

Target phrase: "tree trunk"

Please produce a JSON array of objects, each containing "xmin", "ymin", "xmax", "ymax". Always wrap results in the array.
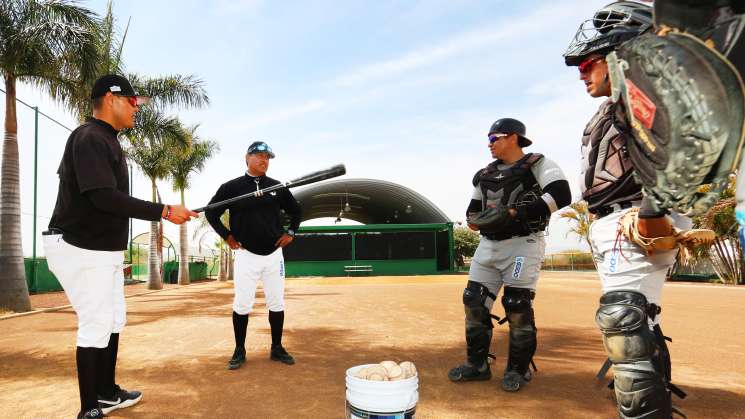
[
  {"xmin": 178, "ymin": 188, "xmax": 189, "ymax": 285},
  {"xmin": 0, "ymin": 74, "xmax": 32, "ymax": 312},
  {"xmin": 217, "ymin": 242, "xmax": 227, "ymax": 282},
  {"xmin": 147, "ymin": 178, "xmax": 162, "ymax": 289},
  {"xmin": 228, "ymin": 249, "xmax": 234, "ymax": 281}
]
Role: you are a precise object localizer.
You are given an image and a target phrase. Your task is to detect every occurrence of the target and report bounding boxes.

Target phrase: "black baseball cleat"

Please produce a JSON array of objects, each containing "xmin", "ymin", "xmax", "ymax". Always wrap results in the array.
[
  {"xmin": 98, "ymin": 384, "xmax": 142, "ymax": 414},
  {"xmin": 502, "ymin": 369, "xmax": 533, "ymax": 392},
  {"xmin": 270, "ymin": 345, "xmax": 295, "ymax": 365},
  {"xmin": 228, "ymin": 346, "xmax": 246, "ymax": 370},
  {"xmin": 448, "ymin": 362, "xmax": 491, "ymax": 382},
  {"xmin": 77, "ymin": 407, "xmax": 104, "ymax": 418}
]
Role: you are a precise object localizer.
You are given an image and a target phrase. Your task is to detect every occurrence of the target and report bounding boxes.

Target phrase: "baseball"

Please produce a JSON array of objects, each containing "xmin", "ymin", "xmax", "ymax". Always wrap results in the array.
[{"xmin": 354, "ymin": 361, "xmax": 417, "ymax": 381}]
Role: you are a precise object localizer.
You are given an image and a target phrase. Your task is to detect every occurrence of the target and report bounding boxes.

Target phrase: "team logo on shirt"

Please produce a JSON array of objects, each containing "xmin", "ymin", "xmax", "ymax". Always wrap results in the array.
[{"xmin": 512, "ymin": 256, "xmax": 524, "ymax": 279}]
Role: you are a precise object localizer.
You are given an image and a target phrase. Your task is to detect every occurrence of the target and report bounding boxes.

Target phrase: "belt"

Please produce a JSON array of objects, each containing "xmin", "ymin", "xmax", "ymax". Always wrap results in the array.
[
  {"xmin": 481, "ymin": 231, "xmax": 530, "ymax": 241},
  {"xmin": 42, "ymin": 228, "xmax": 64, "ymax": 236},
  {"xmin": 593, "ymin": 201, "xmax": 634, "ymax": 219}
]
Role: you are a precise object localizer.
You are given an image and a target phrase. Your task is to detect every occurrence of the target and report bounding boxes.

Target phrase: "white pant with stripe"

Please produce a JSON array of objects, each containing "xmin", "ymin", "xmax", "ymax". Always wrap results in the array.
[
  {"xmin": 589, "ymin": 208, "xmax": 691, "ymax": 324},
  {"xmin": 233, "ymin": 247, "xmax": 286, "ymax": 314},
  {"xmin": 43, "ymin": 234, "xmax": 126, "ymax": 348},
  {"xmin": 468, "ymin": 234, "xmax": 545, "ymax": 310}
]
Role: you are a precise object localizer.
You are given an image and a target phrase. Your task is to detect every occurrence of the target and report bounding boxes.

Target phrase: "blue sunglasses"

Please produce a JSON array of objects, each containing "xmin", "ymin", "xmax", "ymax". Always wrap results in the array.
[{"xmin": 488, "ymin": 133, "xmax": 509, "ymax": 144}]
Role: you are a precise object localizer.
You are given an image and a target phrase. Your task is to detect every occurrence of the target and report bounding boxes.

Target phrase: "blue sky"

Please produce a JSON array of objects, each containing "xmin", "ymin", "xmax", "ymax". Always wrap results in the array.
[{"xmin": 3, "ymin": 0, "xmax": 617, "ymax": 256}]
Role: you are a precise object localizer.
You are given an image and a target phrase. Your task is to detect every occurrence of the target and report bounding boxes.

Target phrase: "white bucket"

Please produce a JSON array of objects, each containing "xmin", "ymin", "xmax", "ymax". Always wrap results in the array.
[{"xmin": 345, "ymin": 364, "xmax": 419, "ymax": 419}]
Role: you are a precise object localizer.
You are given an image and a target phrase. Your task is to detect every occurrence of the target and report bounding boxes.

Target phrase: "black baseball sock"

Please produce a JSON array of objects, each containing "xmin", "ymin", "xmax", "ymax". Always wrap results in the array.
[
  {"xmin": 76, "ymin": 346, "xmax": 100, "ymax": 413},
  {"xmin": 97, "ymin": 333, "xmax": 120, "ymax": 398},
  {"xmin": 269, "ymin": 310, "xmax": 284, "ymax": 348},
  {"xmin": 233, "ymin": 312, "xmax": 249, "ymax": 349}
]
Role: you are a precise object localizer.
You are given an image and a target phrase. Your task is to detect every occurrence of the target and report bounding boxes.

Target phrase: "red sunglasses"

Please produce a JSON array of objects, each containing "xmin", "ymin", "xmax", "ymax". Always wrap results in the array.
[
  {"xmin": 124, "ymin": 96, "xmax": 138, "ymax": 107},
  {"xmin": 578, "ymin": 57, "xmax": 603, "ymax": 74}
]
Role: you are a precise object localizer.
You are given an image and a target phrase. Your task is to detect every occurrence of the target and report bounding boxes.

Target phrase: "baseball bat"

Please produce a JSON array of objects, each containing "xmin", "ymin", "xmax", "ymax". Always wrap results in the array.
[{"xmin": 193, "ymin": 164, "xmax": 346, "ymax": 213}]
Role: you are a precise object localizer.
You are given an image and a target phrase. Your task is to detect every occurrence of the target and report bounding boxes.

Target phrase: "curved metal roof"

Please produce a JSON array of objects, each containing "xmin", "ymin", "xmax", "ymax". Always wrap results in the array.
[{"xmin": 292, "ymin": 178, "xmax": 450, "ymax": 224}]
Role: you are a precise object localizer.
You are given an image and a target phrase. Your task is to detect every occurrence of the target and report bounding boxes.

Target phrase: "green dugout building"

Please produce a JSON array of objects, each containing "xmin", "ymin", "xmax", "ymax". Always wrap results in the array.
[{"xmin": 285, "ymin": 178, "xmax": 455, "ymax": 277}]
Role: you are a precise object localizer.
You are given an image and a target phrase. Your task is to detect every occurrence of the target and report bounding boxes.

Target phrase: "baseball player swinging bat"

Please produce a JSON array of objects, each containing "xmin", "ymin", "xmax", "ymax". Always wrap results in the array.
[{"xmin": 193, "ymin": 164, "xmax": 346, "ymax": 213}]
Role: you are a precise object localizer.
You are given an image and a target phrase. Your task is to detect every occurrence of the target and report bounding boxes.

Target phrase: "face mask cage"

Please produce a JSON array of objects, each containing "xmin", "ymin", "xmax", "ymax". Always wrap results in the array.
[{"xmin": 564, "ymin": 8, "xmax": 645, "ymax": 60}]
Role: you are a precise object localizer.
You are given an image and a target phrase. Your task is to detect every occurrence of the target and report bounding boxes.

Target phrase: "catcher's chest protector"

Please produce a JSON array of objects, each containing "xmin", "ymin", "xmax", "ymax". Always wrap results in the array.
[
  {"xmin": 474, "ymin": 153, "xmax": 543, "ymax": 211},
  {"xmin": 580, "ymin": 100, "xmax": 642, "ymax": 212}
]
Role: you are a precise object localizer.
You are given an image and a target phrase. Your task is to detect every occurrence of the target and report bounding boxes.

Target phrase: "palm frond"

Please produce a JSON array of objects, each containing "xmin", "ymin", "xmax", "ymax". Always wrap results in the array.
[
  {"xmin": 170, "ymin": 125, "xmax": 219, "ymax": 191},
  {"xmin": 128, "ymin": 73, "xmax": 209, "ymax": 110}
]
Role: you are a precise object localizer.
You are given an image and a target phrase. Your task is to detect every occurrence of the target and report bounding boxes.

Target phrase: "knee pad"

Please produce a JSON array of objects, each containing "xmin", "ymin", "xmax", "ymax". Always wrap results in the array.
[
  {"xmin": 463, "ymin": 281, "xmax": 495, "ymax": 327},
  {"xmin": 595, "ymin": 291, "xmax": 656, "ymax": 363},
  {"xmin": 501, "ymin": 286, "xmax": 535, "ymax": 327}
]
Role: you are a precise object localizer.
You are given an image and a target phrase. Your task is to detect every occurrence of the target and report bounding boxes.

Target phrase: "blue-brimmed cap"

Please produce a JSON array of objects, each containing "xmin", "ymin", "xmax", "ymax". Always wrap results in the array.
[{"xmin": 246, "ymin": 141, "xmax": 275, "ymax": 158}]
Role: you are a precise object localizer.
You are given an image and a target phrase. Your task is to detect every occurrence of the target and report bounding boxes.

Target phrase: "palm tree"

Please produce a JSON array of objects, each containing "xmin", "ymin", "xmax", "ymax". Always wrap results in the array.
[
  {"xmin": 124, "ymin": 111, "xmax": 189, "ymax": 290},
  {"xmin": 169, "ymin": 130, "xmax": 218, "ymax": 285},
  {"xmin": 559, "ymin": 201, "xmax": 593, "ymax": 250},
  {"xmin": 48, "ymin": 1, "xmax": 128, "ymax": 122},
  {"xmin": 0, "ymin": 0, "xmax": 99, "ymax": 312},
  {"xmin": 695, "ymin": 180, "xmax": 743, "ymax": 284},
  {"xmin": 192, "ymin": 212, "xmax": 231, "ymax": 281}
]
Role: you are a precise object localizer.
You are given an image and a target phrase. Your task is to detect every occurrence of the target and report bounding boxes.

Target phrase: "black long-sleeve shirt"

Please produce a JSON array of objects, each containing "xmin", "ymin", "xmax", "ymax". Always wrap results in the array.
[
  {"xmin": 49, "ymin": 118, "xmax": 163, "ymax": 251},
  {"xmin": 205, "ymin": 173, "xmax": 302, "ymax": 255}
]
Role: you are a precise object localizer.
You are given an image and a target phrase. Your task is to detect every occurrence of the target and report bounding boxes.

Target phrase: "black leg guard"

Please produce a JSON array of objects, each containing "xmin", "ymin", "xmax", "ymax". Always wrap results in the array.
[
  {"xmin": 463, "ymin": 281, "xmax": 495, "ymax": 367},
  {"xmin": 653, "ymin": 324, "xmax": 687, "ymax": 401},
  {"xmin": 501, "ymin": 287, "xmax": 537, "ymax": 376},
  {"xmin": 596, "ymin": 291, "xmax": 672, "ymax": 419}
]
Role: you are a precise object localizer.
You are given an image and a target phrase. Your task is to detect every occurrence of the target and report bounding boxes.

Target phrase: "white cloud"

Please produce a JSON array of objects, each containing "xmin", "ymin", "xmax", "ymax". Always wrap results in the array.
[
  {"xmin": 235, "ymin": 99, "xmax": 327, "ymax": 129},
  {"xmin": 332, "ymin": 1, "xmax": 583, "ymax": 87}
]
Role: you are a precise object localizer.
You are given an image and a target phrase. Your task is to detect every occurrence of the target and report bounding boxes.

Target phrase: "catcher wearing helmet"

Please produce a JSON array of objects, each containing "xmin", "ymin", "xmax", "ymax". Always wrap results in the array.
[
  {"xmin": 447, "ymin": 118, "xmax": 570, "ymax": 392},
  {"xmin": 563, "ymin": 2, "xmax": 716, "ymax": 417}
]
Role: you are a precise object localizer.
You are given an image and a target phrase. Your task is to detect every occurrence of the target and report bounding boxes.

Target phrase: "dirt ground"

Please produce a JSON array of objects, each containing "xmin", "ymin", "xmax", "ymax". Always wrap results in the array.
[{"xmin": 1, "ymin": 272, "xmax": 744, "ymax": 419}]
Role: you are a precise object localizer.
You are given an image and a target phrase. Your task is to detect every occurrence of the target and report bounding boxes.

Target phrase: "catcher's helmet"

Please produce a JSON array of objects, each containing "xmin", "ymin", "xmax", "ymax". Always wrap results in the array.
[
  {"xmin": 564, "ymin": 1, "xmax": 652, "ymax": 66},
  {"xmin": 489, "ymin": 118, "xmax": 532, "ymax": 147}
]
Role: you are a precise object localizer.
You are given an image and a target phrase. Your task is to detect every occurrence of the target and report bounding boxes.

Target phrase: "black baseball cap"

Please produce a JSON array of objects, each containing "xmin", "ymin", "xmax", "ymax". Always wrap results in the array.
[
  {"xmin": 488, "ymin": 118, "xmax": 532, "ymax": 147},
  {"xmin": 90, "ymin": 74, "xmax": 150, "ymax": 105},
  {"xmin": 247, "ymin": 141, "xmax": 275, "ymax": 158}
]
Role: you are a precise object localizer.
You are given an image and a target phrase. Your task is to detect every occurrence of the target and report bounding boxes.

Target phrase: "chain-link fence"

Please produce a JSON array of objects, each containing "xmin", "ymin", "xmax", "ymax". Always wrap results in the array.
[{"xmin": 542, "ymin": 252, "xmax": 595, "ymax": 271}]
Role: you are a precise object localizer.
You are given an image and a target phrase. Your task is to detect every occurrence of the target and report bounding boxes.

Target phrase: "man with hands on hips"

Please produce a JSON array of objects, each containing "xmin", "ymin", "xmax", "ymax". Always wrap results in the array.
[{"xmin": 206, "ymin": 141, "xmax": 302, "ymax": 370}]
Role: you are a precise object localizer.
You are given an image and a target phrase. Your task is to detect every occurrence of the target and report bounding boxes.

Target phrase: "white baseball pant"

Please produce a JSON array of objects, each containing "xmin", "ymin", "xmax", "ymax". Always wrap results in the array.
[
  {"xmin": 468, "ymin": 233, "xmax": 546, "ymax": 310},
  {"xmin": 43, "ymin": 234, "xmax": 126, "ymax": 348},
  {"xmin": 232, "ymin": 247, "xmax": 286, "ymax": 315},
  {"xmin": 589, "ymin": 208, "xmax": 691, "ymax": 324}
]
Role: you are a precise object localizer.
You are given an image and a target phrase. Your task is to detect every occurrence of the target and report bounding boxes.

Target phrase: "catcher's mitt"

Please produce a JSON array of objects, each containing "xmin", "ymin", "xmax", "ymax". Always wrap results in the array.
[
  {"xmin": 617, "ymin": 208, "xmax": 715, "ymax": 257},
  {"xmin": 467, "ymin": 205, "xmax": 512, "ymax": 233},
  {"xmin": 606, "ymin": 30, "xmax": 745, "ymax": 216}
]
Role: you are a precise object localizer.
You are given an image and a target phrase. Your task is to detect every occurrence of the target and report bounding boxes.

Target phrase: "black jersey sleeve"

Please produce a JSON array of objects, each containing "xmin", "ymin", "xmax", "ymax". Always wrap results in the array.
[
  {"xmin": 84, "ymin": 188, "xmax": 164, "ymax": 221},
  {"xmin": 466, "ymin": 199, "xmax": 482, "ymax": 219},
  {"xmin": 280, "ymin": 188, "xmax": 302, "ymax": 232},
  {"xmin": 514, "ymin": 179, "xmax": 572, "ymax": 222},
  {"xmin": 205, "ymin": 183, "xmax": 232, "ymax": 240}
]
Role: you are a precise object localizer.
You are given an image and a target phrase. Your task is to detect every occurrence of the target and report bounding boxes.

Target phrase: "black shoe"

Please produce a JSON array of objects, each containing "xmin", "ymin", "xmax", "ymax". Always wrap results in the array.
[
  {"xmin": 502, "ymin": 369, "xmax": 532, "ymax": 392},
  {"xmin": 270, "ymin": 345, "xmax": 295, "ymax": 365},
  {"xmin": 77, "ymin": 408, "xmax": 104, "ymax": 418},
  {"xmin": 228, "ymin": 347, "xmax": 246, "ymax": 370},
  {"xmin": 98, "ymin": 384, "xmax": 142, "ymax": 414},
  {"xmin": 448, "ymin": 362, "xmax": 491, "ymax": 382}
]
